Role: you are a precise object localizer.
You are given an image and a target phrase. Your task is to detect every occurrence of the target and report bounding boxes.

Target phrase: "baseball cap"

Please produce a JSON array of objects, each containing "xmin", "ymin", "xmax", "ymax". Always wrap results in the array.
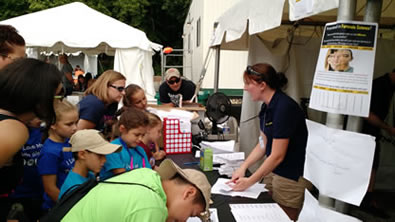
[
  {"xmin": 156, "ymin": 159, "xmax": 211, "ymax": 219},
  {"xmin": 63, "ymin": 129, "xmax": 122, "ymax": 154},
  {"xmin": 165, "ymin": 68, "xmax": 181, "ymax": 81}
]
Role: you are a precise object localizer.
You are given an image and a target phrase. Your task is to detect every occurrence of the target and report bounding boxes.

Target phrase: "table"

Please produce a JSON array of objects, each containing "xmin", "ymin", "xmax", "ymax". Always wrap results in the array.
[{"xmin": 165, "ymin": 154, "xmax": 274, "ymax": 222}]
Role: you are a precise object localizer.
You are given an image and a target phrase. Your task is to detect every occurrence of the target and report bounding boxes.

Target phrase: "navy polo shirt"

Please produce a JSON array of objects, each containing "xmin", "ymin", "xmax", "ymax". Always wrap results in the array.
[
  {"xmin": 362, "ymin": 73, "xmax": 395, "ymax": 138},
  {"xmin": 259, "ymin": 90, "xmax": 308, "ymax": 181}
]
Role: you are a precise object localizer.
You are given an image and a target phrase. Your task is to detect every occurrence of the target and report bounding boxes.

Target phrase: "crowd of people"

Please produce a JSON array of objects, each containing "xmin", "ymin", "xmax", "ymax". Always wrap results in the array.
[
  {"xmin": 0, "ymin": 25, "xmax": 211, "ymax": 222},
  {"xmin": 1, "ymin": 21, "xmax": 393, "ymax": 222}
]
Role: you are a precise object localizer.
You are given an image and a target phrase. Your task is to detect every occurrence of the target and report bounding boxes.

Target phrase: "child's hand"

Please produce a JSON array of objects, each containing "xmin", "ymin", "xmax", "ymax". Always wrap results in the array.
[{"xmin": 153, "ymin": 150, "xmax": 166, "ymax": 160}]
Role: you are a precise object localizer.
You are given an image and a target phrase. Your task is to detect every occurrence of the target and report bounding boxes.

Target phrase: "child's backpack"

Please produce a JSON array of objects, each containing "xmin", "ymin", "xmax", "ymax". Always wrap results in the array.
[
  {"xmin": 40, "ymin": 176, "xmax": 157, "ymax": 222},
  {"xmin": 40, "ymin": 178, "xmax": 98, "ymax": 222}
]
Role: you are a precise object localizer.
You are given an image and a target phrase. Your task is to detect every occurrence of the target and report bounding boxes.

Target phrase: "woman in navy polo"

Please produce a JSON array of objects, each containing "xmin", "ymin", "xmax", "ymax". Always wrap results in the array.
[{"xmin": 230, "ymin": 63, "xmax": 310, "ymax": 220}]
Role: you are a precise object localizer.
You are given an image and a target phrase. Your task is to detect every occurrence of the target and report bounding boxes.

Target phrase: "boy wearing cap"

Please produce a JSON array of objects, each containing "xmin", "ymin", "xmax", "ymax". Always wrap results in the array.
[
  {"xmin": 58, "ymin": 129, "xmax": 121, "ymax": 199},
  {"xmin": 159, "ymin": 68, "xmax": 196, "ymax": 107},
  {"xmin": 61, "ymin": 159, "xmax": 211, "ymax": 222}
]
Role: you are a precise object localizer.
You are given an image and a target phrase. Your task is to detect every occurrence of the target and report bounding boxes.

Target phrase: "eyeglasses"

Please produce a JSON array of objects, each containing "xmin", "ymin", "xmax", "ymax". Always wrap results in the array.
[
  {"xmin": 109, "ymin": 85, "xmax": 125, "ymax": 92},
  {"xmin": 246, "ymin": 65, "xmax": 262, "ymax": 77},
  {"xmin": 167, "ymin": 77, "xmax": 181, "ymax": 85}
]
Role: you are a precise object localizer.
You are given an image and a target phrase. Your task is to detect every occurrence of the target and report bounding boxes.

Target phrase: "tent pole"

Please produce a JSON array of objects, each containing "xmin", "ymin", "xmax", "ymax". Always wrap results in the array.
[
  {"xmin": 319, "ymin": 0, "xmax": 357, "ymax": 212},
  {"xmin": 161, "ymin": 50, "xmax": 164, "ymax": 82},
  {"xmin": 364, "ymin": 0, "xmax": 383, "ymax": 22},
  {"xmin": 213, "ymin": 46, "xmax": 220, "ymax": 93},
  {"xmin": 340, "ymin": 0, "xmax": 383, "ymax": 213}
]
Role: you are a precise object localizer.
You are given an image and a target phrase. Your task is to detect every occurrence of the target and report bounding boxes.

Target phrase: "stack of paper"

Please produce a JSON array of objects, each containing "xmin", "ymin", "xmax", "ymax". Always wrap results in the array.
[
  {"xmin": 230, "ymin": 204, "xmax": 292, "ymax": 222},
  {"xmin": 211, "ymin": 178, "xmax": 267, "ymax": 199},
  {"xmin": 200, "ymin": 140, "xmax": 235, "ymax": 153}
]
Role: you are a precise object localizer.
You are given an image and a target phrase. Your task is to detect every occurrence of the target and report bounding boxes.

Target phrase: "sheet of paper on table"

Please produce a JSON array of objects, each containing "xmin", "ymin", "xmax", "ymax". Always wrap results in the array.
[
  {"xmin": 200, "ymin": 140, "xmax": 235, "ymax": 153},
  {"xmin": 230, "ymin": 203, "xmax": 292, "ymax": 222},
  {"xmin": 298, "ymin": 190, "xmax": 362, "ymax": 222},
  {"xmin": 187, "ymin": 208, "xmax": 219, "ymax": 222},
  {"xmin": 212, "ymin": 178, "xmax": 267, "ymax": 199},
  {"xmin": 196, "ymin": 151, "xmax": 245, "ymax": 164}
]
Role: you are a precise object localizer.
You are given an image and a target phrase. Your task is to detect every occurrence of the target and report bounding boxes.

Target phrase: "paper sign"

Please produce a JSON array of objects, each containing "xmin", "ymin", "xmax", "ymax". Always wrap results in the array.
[
  {"xmin": 309, "ymin": 21, "xmax": 378, "ymax": 117},
  {"xmin": 304, "ymin": 120, "xmax": 376, "ymax": 206},
  {"xmin": 298, "ymin": 190, "xmax": 362, "ymax": 222}
]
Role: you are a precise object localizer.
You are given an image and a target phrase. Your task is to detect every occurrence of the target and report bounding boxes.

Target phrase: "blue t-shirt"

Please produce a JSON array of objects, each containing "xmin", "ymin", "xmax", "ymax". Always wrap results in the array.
[
  {"xmin": 100, "ymin": 138, "xmax": 151, "ymax": 180},
  {"xmin": 37, "ymin": 138, "xmax": 75, "ymax": 210},
  {"xmin": 259, "ymin": 90, "xmax": 308, "ymax": 181},
  {"xmin": 10, "ymin": 127, "xmax": 44, "ymax": 199},
  {"xmin": 78, "ymin": 94, "xmax": 118, "ymax": 131},
  {"xmin": 58, "ymin": 171, "xmax": 95, "ymax": 200}
]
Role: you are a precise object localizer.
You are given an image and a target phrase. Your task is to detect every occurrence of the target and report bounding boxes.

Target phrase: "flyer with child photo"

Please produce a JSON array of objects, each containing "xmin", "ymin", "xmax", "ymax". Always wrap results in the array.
[{"xmin": 309, "ymin": 21, "xmax": 378, "ymax": 117}]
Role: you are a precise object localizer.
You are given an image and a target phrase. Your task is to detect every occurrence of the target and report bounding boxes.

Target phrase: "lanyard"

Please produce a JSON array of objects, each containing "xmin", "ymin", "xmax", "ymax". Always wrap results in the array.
[{"xmin": 119, "ymin": 138, "xmax": 146, "ymax": 169}]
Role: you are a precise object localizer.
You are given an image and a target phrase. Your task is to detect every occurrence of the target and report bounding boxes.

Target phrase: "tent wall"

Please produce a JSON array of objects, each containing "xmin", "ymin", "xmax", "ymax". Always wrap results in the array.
[
  {"xmin": 114, "ymin": 49, "xmax": 156, "ymax": 101},
  {"xmin": 239, "ymin": 34, "xmax": 395, "ymax": 190},
  {"xmin": 183, "ymin": 0, "xmax": 248, "ymax": 89}
]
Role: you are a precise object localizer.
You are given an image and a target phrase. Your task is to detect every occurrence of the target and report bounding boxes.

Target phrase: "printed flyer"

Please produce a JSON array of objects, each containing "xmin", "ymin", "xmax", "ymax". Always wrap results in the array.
[{"xmin": 309, "ymin": 21, "xmax": 378, "ymax": 117}]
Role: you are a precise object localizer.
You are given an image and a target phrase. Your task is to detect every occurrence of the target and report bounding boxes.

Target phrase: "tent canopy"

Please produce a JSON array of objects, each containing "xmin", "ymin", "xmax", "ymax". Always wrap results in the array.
[
  {"xmin": 0, "ymin": 2, "xmax": 161, "ymax": 55},
  {"xmin": 211, "ymin": 0, "xmax": 395, "ymax": 50}
]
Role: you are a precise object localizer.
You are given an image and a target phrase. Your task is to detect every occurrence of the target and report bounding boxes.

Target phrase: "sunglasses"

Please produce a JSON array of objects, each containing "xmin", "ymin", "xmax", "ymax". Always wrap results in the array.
[
  {"xmin": 246, "ymin": 65, "xmax": 262, "ymax": 77},
  {"xmin": 109, "ymin": 85, "xmax": 125, "ymax": 92},
  {"xmin": 167, "ymin": 78, "xmax": 181, "ymax": 85}
]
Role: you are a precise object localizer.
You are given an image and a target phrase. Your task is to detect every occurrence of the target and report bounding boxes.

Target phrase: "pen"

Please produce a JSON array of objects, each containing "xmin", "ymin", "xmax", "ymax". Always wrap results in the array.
[{"xmin": 183, "ymin": 161, "xmax": 200, "ymax": 166}]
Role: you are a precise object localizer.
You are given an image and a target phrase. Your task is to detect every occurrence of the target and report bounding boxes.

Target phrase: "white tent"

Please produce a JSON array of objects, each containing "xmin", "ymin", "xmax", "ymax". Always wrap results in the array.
[
  {"xmin": 0, "ymin": 2, "xmax": 161, "ymax": 100},
  {"xmin": 210, "ymin": 0, "xmax": 395, "ymax": 189}
]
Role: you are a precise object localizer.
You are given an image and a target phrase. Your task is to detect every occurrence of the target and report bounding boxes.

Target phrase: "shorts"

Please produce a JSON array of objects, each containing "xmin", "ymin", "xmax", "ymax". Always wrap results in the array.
[{"xmin": 264, "ymin": 173, "xmax": 312, "ymax": 209}]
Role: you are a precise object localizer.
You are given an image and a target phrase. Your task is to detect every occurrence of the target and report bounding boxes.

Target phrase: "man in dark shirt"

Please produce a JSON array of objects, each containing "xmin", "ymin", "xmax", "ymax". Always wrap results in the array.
[
  {"xmin": 361, "ymin": 69, "xmax": 395, "ymax": 217},
  {"xmin": 159, "ymin": 68, "xmax": 196, "ymax": 107}
]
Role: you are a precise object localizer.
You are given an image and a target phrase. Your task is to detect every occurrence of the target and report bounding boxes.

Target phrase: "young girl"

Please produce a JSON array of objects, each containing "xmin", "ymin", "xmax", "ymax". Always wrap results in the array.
[
  {"xmin": 100, "ymin": 108, "xmax": 151, "ymax": 180},
  {"xmin": 118, "ymin": 84, "xmax": 166, "ymax": 162},
  {"xmin": 139, "ymin": 113, "xmax": 166, "ymax": 166},
  {"xmin": 122, "ymin": 84, "xmax": 148, "ymax": 110},
  {"xmin": 111, "ymin": 84, "xmax": 147, "ymax": 140},
  {"xmin": 37, "ymin": 99, "xmax": 79, "ymax": 211}
]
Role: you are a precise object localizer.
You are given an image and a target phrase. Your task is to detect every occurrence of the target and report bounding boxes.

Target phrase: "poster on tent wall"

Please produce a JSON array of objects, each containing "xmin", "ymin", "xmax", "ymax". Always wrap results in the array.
[{"xmin": 309, "ymin": 21, "xmax": 378, "ymax": 117}]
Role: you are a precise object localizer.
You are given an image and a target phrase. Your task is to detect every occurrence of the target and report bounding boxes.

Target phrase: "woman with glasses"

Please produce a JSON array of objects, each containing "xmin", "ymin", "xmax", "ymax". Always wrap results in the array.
[
  {"xmin": 0, "ymin": 25, "xmax": 26, "ymax": 70},
  {"xmin": 229, "ymin": 63, "xmax": 310, "ymax": 220},
  {"xmin": 0, "ymin": 58, "xmax": 62, "ymax": 220},
  {"xmin": 77, "ymin": 70, "xmax": 126, "ymax": 133},
  {"xmin": 158, "ymin": 68, "xmax": 196, "ymax": 107}
]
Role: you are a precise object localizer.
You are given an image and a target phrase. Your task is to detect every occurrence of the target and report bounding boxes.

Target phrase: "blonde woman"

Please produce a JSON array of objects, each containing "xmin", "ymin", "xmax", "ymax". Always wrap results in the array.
[{"xmin": 77, "ymin": 70, "xmax": 126, "ymax": 131}]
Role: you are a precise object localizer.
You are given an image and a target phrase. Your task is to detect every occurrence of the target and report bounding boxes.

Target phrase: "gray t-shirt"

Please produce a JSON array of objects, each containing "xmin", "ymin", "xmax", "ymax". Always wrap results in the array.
[{"xmin": 61, "ymin": 63, "xmax": 74, "ymax": 91}]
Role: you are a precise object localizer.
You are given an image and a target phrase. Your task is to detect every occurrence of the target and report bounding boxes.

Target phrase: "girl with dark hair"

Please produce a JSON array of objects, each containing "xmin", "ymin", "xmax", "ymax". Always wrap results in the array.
[
  {"xmin": 229, "ymin": 63, "xmax": 310, "ymax": 220},
  {"xmin": 100, "ymin": 108, "xmax": 151, "ymax": 180},
  {"xmin": 0, "ymin": 58, "xmax": 62, "ymax": 220}
]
